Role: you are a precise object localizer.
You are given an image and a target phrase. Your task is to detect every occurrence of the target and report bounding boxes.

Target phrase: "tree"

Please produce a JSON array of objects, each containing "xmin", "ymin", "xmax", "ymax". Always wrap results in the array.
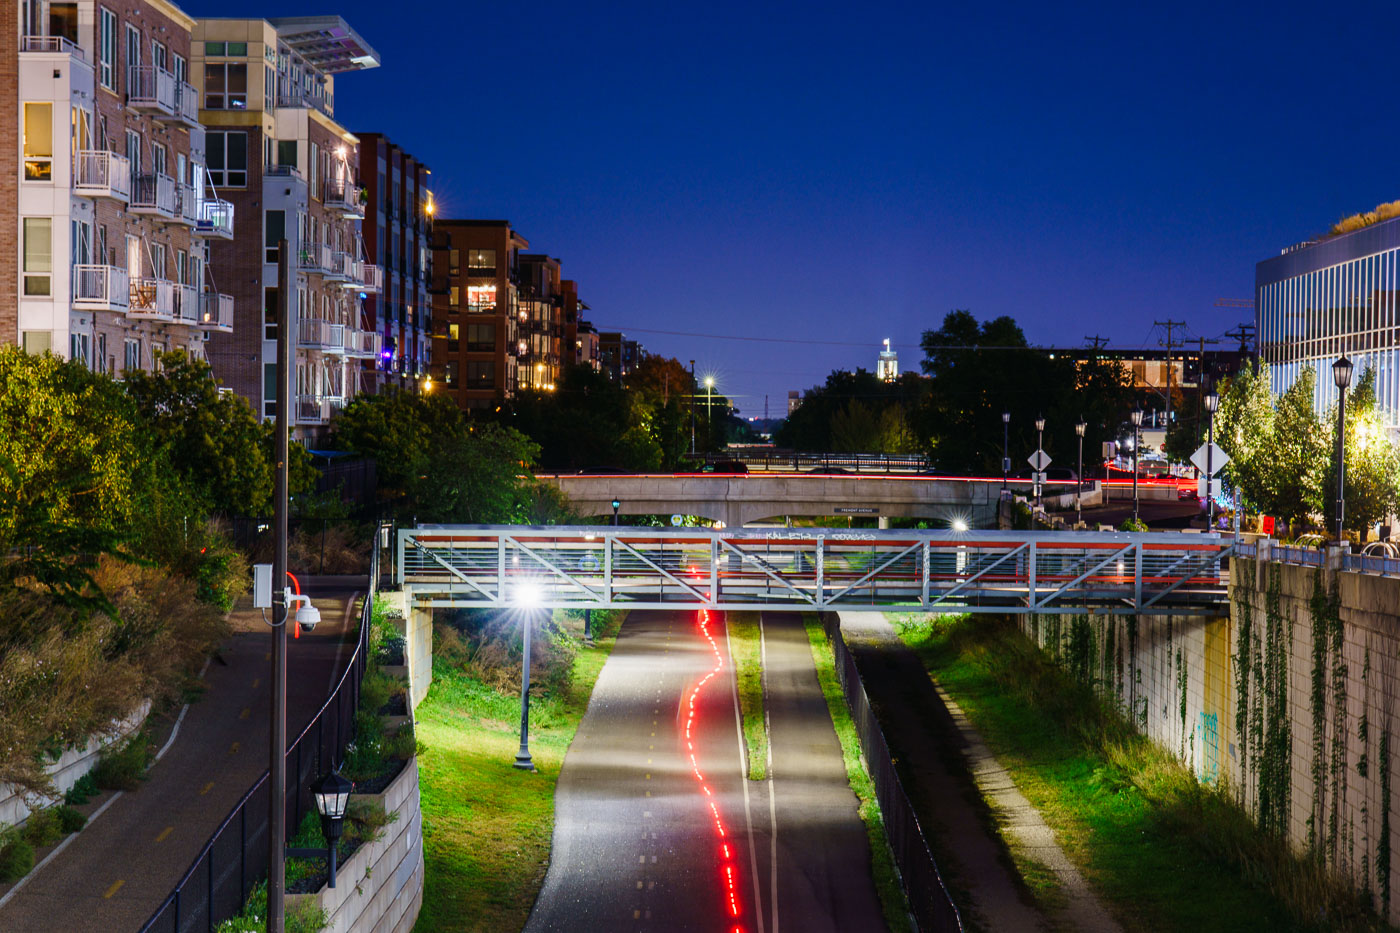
[
  {"xmin": 776, "ymin": 369, "xmax": 929, "ymax": 453},
  {"xmin": 1214, "ymin": 360, "xmax": 1276, "ymax": 514},
  {"xmin": 1263, "ymin": 367, "xmax": 1328, "ymax": 528},
  {"xmin": 1322, "ymin": 367, "xmax": 1400, "ymax": 534}
]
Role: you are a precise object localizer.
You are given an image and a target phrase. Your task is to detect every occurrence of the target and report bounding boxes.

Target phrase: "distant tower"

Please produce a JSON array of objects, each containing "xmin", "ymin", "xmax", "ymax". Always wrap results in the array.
[
  {"xmin": 787, "ymin": 391, "xmax": 801, "ymax": 415},
  {"xmin": 877, "ymin": 338, "xmax": 899, "ymax": 382}
]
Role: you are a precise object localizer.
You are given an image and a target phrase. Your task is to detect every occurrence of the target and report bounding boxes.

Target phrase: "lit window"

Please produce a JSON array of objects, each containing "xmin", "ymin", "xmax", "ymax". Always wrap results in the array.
[
  {"xmin": 23, "ymin": 103, "xmax": 53, "ymax": 181},
  {"xmin": 22, "ymin": 218, "xmax": 52, "ymax": 296}
]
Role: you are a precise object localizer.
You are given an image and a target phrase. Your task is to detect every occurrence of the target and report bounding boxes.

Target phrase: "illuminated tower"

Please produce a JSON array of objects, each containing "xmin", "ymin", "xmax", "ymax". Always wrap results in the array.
[{"xmin": 877, "ymin": 338, "xmax": 898, "ymax": 381}]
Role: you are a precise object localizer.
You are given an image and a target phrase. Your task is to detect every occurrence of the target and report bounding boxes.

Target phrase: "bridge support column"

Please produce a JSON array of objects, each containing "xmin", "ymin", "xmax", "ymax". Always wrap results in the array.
[
  {"xmin": 878, "ymin": 516, "xmax": 889, "ymax": 529},
  {"xmin": 404, "ymin": 601, "xmax": 433, "ymax": 709}
]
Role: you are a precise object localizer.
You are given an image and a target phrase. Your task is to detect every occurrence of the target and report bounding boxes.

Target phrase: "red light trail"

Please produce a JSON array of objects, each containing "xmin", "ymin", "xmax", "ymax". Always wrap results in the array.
[{"xmin": 686, "ymin": 609, "xmax": 745, "ymax": 933}]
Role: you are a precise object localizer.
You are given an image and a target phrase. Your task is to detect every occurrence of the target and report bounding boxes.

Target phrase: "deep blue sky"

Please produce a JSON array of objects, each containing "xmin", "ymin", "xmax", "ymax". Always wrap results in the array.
[{"xmin": 188, "ymin": 1, "xmax": 1399, "ymax": 416}]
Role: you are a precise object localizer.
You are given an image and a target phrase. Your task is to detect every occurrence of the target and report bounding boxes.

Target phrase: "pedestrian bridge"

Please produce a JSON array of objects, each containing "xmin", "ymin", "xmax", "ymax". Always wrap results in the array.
[
  {"xmin": 539, "ymin": 473, "xmax": 1071, "ymax": 527},
  {"xmin": 398, "ymin": 526, "xmax": 1233, "ymax": 616}
]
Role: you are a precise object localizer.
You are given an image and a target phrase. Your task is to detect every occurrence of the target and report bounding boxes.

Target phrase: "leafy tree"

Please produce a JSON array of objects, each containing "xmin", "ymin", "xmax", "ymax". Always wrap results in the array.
[
  {"xmin": 1264, "ymin": 368, "xmax": 1328, "ymax": 528},
  {"xmin": 1322, "ymin": 367, "xmax": 1400, "ymax": 534},
  {"xmin": 776, "ymin": 369, "xmax": 929, "ymax": 452},
  {"xmin": 829, "ymin": 401, "xmax": 918, "ymax": 453},
  {"xmin": 1214, "ymin": 360, "xmax": 1276, "ymax": 514}
]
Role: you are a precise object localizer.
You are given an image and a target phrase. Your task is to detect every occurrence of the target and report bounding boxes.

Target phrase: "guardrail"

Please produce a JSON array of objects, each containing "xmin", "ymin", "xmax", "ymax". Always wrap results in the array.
[
  {"xmin": 820, "ymin": 613, "xmax": 963, "ymax": 932},
  {"xmin": 137, "ymin": 536, "xmax": 382, "ymax": 933},
  {"xmin": 691, "ymin": 452, "xmax": 932, "ymax": 473}
]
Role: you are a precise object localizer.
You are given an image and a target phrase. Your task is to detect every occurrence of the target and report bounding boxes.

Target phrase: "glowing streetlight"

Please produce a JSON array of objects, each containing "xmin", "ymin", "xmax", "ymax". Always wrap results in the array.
[
  {"xmin": 1333, "ymin": 356, "xmax": 1354, "ymax": 544},
  {"xmin": 704, "ymin": 376, "xmax": 716, "ymax": 450},
  {"xmin": 1075, "ymin": 419, "xmax": 1087, "ymax": 527},
  {"xmin": 513, "ymin": 581, "xmax": 542, "ymax": 771},
  {"xmin": 1130, "ymin": 409, "xmax": 1145, "ymax": 525}
]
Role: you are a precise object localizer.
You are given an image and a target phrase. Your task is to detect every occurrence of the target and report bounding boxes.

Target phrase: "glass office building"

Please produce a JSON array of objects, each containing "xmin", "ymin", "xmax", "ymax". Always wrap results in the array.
[{"xmin": 1257, "ymin": 218, "xmax": 1400, "ymax": 427}]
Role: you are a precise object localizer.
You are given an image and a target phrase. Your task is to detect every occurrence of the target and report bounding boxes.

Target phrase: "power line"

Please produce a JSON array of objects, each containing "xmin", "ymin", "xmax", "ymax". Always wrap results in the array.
[{"xmin": 604, "ymin": 325, "xmax": 1181, "ymax": 353}]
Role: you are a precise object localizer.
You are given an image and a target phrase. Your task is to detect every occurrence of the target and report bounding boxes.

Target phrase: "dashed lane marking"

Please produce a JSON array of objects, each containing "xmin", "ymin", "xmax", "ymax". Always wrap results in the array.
[
  {"xmin": 251, "ymin": 678, "xmax": 260, "ymax": 689},
  {"xmin": 229, "ymin": 742, "xmax": 240, "ymax": 755},
  {"xmin": 154, "ymin": 826, "xmax": 173, "ymax": 843},
  {"xmin": 239, "ymin": 708, "xmax": 250, "ymax": 720},
  {"xmin": 200, "ymin": 782, "xmax": 214, "ymax": 795},
  {"xmin": 102, "ymin": 880, "xmax": 124, "ymax": 899}
]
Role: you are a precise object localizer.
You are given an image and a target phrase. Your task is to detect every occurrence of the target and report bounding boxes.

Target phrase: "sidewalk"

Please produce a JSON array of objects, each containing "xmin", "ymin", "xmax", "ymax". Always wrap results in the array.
[{"xmin": 0, "ymin": 580, "xmax": 365, "ymax": 933}]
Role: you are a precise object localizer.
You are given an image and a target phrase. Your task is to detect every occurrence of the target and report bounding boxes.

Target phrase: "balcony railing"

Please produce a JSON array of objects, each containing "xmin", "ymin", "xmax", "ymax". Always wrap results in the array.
[
  {"xmin": 357, "ymin": 263, "xmax": 384, "ymax": 294},
  {"xmin": 128, "ymin": 278, "xmax": 175, "ymax": 320},
  {"xmin": 127, "ymin": 65, "xmax": 177, "ymax": 115},
  {"xmin": 175, "ymin": 182, "xmax": 199, "ymax": 226},
  {"xmin": 74, "ymin": 150, "xmax": 131, "ymax": 202},
  {"xmin": 322, "ymin": 177, "xmax": 363, "ymax": 217},
  {"xmin": 173, "ymin": 283, "xmax": 200, "ymax": 323},
  {"xmin": 344, "ymin": 329, "xmax": 383, "ymax": 359},
  {"xmin": 72, "ymin": 265, "xmax": 130, "ymax": 311},
  {"xmin": 299, "ymin": 243, "xmax": 332, "ymax": 273},
  {"xmin": 174, "ymin": 79, "xmax": 199, "ymax": 126},
  {"xmin": 195, "ymin": 198, "xmax": 234, "ymax": 239},
  {"xmin": 325, "ymin": 251, "xmax": 353, "ymax": 282},
  {"xmin": 296, "ymin": 394, "xmax": 330, "ymax": 425},
  {"xmin": 198, "ymin": 292, "xmax": 234, "ymax": 331},
  {"xmin": 130, "ymin": 172, "xmax": 177, "ymax": 218},
  {"xmin": 275, "ymin": 88, "xmax": 334, "ymax": 118},
  {"xmin": 297, "ymin": 318, "xmax": 345, "ymax": 352},
  {"xmin": 21, "ymin": 35, "xmax": 85, "ymax": 60}
]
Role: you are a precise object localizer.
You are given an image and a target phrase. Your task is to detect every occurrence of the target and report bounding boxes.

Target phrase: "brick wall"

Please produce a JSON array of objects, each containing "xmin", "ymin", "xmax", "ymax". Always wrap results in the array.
[{"xmin": 0, "ymin": 9, "xmax": 18, "ymax": 345}]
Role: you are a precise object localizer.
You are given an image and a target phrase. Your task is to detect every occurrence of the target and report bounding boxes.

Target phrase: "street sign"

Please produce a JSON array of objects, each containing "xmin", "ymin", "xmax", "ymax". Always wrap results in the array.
[
  {"xmin": 1033, "ymin": 471, "xmax": 1047, "ymax": 485},
  {"xmin": 835, "ymin": 507, "xmax": 879, "ymax": 514},
  {"xmin": 1028, "ymin": 449, "xmax": 1051, "ymax": 471},
  {"xmin": 670, "ymin": 514, "xmax": 684, "ymax": 526},
  {"xmin": 1198, "ymin": 477, "xmax": 1217, "ymax": 500},
  {"xmin": 1189, "ymin": 443, "xmax": 1229, "ymax": 476}
]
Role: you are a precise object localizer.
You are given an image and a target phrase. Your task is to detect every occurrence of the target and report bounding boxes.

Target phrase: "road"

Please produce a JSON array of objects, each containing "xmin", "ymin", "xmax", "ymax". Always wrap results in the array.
[
  {"xmin": 0, "ymin": 580, "xmax": 364, "ymax": 933},
  {"xmin": 524, "ymin": 609, "xmax": 886, "ymax": 933}
]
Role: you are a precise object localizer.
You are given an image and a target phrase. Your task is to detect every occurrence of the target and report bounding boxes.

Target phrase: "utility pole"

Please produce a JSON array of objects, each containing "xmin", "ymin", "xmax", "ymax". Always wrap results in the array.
[
  {"xmin": 268, "ymin": 240, "xmax": 291, "ymax": 933},
  {"xmin": 689, "ymin": 360, "xmax": 696, "ymax": 455},
  {"xmin": 1194, "ymin": 335, "xmax": 1219, "ymax": 435},
  {"xmin": 1083, "ymin": 334, "xmax": 1109, "ymax": 351},
  {"xmin": 1156, "ymin": 320, "xmax": 1186, "ymax": 463}
]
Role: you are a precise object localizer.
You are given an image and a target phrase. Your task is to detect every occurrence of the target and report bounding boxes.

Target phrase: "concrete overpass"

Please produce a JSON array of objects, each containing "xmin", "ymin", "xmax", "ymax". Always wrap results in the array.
[{"xmin": 541, "ymin": 473, "xmax": 1085, "ymax": 528}]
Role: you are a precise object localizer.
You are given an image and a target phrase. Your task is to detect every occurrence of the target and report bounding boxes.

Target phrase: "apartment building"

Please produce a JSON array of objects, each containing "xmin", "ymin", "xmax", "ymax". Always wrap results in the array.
[
  {"xmin": 430, "ymin": 219, "xmax": 527, "ymax": 410},
  {"xmin": 516, "ymin": 253, "xmax": 563, "ymax": 392},
  {"xmin": 10, "ymin": 0, "xmax": 237, "ymax": 373},
  {"xmin": 575, "ymin": 318, "xmax": 600, "ymax": 371},
  {"xmin": 191, "ymin": 15, "xmax": 382, "ymax": 436},
  {"xmin": 357, "ymin": 132, "xmax": 431, "ymax": 394},
  {"xmin": 598, "ymin": 331, "xmax": 641, "ymax": 381}
]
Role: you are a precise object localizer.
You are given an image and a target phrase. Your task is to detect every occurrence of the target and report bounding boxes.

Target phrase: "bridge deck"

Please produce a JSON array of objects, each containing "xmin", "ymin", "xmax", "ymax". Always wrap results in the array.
[{"xmin": 398, "ymin": 526, "xmax": 1233, "ymax": 616}]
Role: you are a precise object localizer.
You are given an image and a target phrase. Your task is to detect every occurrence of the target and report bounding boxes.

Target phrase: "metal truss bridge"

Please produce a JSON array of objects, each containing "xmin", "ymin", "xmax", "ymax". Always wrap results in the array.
[{"xmin": 398, "ymin": 526, "xmax": 1234, "ymax": 616}]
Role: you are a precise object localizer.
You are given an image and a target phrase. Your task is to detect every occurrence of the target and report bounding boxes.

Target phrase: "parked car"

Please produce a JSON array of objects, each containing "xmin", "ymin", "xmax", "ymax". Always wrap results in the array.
[{"xmin": 805, "ymin": 466, "xmax": 851, "ymax": 475}]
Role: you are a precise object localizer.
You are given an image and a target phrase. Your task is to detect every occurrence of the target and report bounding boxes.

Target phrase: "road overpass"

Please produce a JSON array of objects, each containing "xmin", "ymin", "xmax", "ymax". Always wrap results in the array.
[{"xmin": 541, "ymin": 473, "xmax": 1075, "ymax": 528}]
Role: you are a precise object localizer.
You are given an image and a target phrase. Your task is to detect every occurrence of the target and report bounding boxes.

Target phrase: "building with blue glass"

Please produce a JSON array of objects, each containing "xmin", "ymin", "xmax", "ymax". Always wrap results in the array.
[{"xmin": 1256, "ymin": 219, "xmax": 1400, "ymax": 425}]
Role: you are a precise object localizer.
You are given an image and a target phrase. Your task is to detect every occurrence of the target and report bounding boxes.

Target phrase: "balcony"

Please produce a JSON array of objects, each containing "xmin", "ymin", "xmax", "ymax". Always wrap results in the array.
[
  {"xmin": 195, "ymin": 198, "xmax": 234, "ymax": 239},
  {"xmin": 325, "ymin": 251, "xmax": 353, "ymax": 282},
  {"xmin": 74, "ymin": 151, "xmax": 131, "ymax": 202},
  {"xmin": 275, "ymin": 88, "xmax": 334, "ymax": 119},
  {"xmin": 299, "ymin": 243, "xmax": 332, "ymax": 273},
  {"xmin": 322, "ymin": 177, "xmax": 364, "ymax": 218},
  {"xmin": 344, "ymin": 329, "xmax": 383, "ymax": 359},
  {"xmin": 127, "ymin": 278, "xmax": 175, "ymax": 320},
  {"xmin": 172, "ymin": 283, "xmax": 200, "ymax": 324},
  {"xmin": 127, "ymin": 65, "xmax": 177, "ymax": 116},
  {"xmin": 175, "ymin": 182, "xmax": 199, "ymax": 226},
  {"xmin": 356, "ymin": 263, "xmax": 384, "ymax": 294},
  {"xmin": 297, "ymin": 318, "xmax": 345, "ymax": 353},
  {"xmin": 130, "ymin": 172, "xmax": 177, "ymax": 218},
  {"xmin": 72, "ymin": 265, "xmax": 129, "ymax": 312},
  {"xmin": 21, "ymin": 35, "xmax": 85, "ymax": 60},
  {"xmin": 198, "ymin": 292, "xmax": 234, "ymax": 332},
  {"xmin": 173, "ymin": 79, "xmax": 199, "ymax": 127},
  {"xmin": 296, "ymin": 394, "xmax": 330, "ymax": 425}
]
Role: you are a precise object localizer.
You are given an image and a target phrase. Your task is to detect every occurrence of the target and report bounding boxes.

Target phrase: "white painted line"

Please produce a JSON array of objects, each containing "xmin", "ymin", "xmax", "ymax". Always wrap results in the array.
[
  {"xmin": 760, "ymin": 613, "xmax": 779, "ymax": 933},
  {"xmin": 726, "ymin": 613, "xmax": 766, "ymax": 933}
]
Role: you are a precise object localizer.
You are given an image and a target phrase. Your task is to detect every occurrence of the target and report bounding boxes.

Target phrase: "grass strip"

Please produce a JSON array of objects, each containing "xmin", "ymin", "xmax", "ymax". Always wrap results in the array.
[
  {"xmin": 802, "ymin": 613, "xmax": 914, "ymax": 933},
  {"xmin": 413, "ymin": 612, "xmax": 622, "ymax": 933},
  {"xmin": 727, "ymin": 611, "xmax": 768, "ymax": 780},
  {"xmin": 892, "ymin": 612, "xmax": 1385, "ymax": 933}
]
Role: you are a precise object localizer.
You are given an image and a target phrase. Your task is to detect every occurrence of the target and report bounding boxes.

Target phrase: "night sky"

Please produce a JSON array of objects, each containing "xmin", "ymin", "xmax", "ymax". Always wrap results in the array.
[{"xmin": 183, "ymin": 0, "xmax": 1400, "ymax": 417}]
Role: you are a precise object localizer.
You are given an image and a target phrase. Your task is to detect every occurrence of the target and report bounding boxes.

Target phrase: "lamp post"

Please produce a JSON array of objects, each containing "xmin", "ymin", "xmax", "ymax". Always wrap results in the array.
[
  {"xmin": 309, "ymin": 772, "xmax": 352, "ymax": 889},
  {"xmin": 1034, "ymin": 416, "xmax": 1046, "ymax": 510},
  {"xmin": 689, "ymin": 360, "xmax": 697, "ymax": 455},
  {"xmin": 1203, "ymin": 388, "xmax": 1219, "ymax": 529},
  {"xmin": 1333, "ymin": 355, "xmax": 1354, "ymax": 545},
  {"xmin": 1130, "ymin": 409, "xmax": 1144, "ymax": 524},
  {"xmin": 611, "ymin": 498, "xmax": 621, "ymax": 526},
  {"xmin": 704, "ymin": 376, "xmax": 715, "ymax": 451},
  {"xmin": 1001, "ymin": 411, "xmax": 1010, "ymax": 491},
  {"xmin": 1075, "ymin": 419, "xmax": 1087, "ymax": 527},
  {"xmin": 514, "ymin": 582, "xmax": 541, "ymax": 771}
]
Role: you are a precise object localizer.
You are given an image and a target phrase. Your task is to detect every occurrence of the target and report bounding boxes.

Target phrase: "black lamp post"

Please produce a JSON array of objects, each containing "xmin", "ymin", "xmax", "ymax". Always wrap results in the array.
[
  {"xmin": 1333, "ymin": 355, "xmax": 1354, "ymax": 545},
  {"xmin": 611, "ymin": 498, "xmax": 621, "ymax": 526},
  {"xmin": 1075, "ymin": 419, "xmax": 1087, "ymax": 526},
  {"xmin": 1203, "ymin": 388, "xmax": 1219, "ymax": 529},
  {"xmin": 514, "ymin": 582, "xmax": 540, "ymax": 771},
  {"xmin": 1034, "ymin": 415, "xmax": 1046, "ymax": 510},
  {"xmin": 1130, "ymin": 409, "xmax": 1144, "ymax": 525},
  {"xmin": 311, "ymin": 771, "xmax": 352, "ymax": 888},
  {"xmin": 1001, "ymin": 411, "xmax": 1010, "ymax": 491}
]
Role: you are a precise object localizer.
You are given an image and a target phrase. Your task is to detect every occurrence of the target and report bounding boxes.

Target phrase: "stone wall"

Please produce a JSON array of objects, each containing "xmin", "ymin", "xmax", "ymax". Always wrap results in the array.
[
  {"xmin": 1025, "ymin": 556, "xmax": 1400, "ymax": 922},
  {"xmin": 288, "ymin": 757, "xmax": 423, "ymax": 933}
]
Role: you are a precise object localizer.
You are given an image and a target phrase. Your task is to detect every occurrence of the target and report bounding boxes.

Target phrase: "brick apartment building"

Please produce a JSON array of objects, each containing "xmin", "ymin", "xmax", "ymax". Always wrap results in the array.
[
  {"xmin": 430, "ymin": 219, "xmax": 527, "ymax": 410},
  {"xmin": 599, "ymin": 331, "xmax": 641, "ymax": 381},
  {"xmin": 357, "ymin": 132, "xmax": 431, "ymax": 394},
  {"xmin": 10, "ymin": 0, "xmax": 237, "ymax": 372},
  {"xmin": 516, "ymin": 253, "xmax": 565, "ymax": 392},
  {"xmin": 192, "ymin": 15, "xmax": 382, "ymax": 437}
]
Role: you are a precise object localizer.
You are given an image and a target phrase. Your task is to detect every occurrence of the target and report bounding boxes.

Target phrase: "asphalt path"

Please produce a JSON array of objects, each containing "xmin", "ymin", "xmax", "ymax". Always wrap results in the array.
[
  {"xmin": 525, "ymin": 609, "xmax": 888, "ymax": 933},
  {"xmin": 0, "ymin": 580, "xmax": 364, "ymax": 933}
]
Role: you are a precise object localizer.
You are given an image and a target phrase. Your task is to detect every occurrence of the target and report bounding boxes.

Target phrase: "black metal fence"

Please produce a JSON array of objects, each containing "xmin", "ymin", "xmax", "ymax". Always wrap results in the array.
[
  {"xmin": 820, "ymin": 613, "xmax": 964, "ymax": 933},
  {"xmin": 137, "ymin": 537, "xmax": 382, "ymax": 933}
]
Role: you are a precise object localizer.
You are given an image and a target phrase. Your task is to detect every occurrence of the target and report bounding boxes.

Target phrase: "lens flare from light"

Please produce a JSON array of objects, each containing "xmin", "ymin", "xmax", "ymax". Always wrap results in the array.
[{"xmin": 515, "ymin": 581, "xmax": 542, "ymax": 608}]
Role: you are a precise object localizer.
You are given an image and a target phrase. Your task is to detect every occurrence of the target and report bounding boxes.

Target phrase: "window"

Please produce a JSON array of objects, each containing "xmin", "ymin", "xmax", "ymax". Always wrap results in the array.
[
  {"xmin": 443, "ymin": 361, "xmax": 458, "ymax": 384},
  {"xmin": 465, "ymin": 361, "xmax": 494, "ymax": 389},
  {"xmin": 151, "ymin": 142, "xmax": 166, "ymax": 176},
  {"xmin": 276, "ymin": 140, "xmax": 296, "ymax": 169},
  {"xmin": 206, "ymin": 131, "xmax": 247, "ymax": 187},
  {"xmin": 151, "ymin": 40, "xmax": 165, "ymax": 73},
  {"xmin": 466, "ymin": 323, "xmax": 495, "ymax": 353},
  {"xmin": 71, "ymin": 220, "xmax": 91, "ymax": 265},
  {"xmin": 265, "ymin": 210, "xmax": 285, "ymax": 263},
  {"xmin": 70, "ymin": 333, "xmax": 91, "ymax": 367},
  {"xmin": 22, "ymin": 219, "xmax": 52, "ymax": 296},
  {"xmin": 21, "ymin": 332, "xmax": 52, "ymax": 355},
  {"xmin": 22, "ymin": 103, "xmax": 52, "ymax": 180},
  {"xmin": 448, "ymin": 248, "xmax": 459, "ymax": 274},
  {"xmin": 204, "ymin": 41, "xmax": 225, "ymax": 55},
  {"xmin": 227, "ymin": 41, "xmax": 247, "ymax": 56},
  {"xmin": 203, "ymin": 63, "xmax": 246, "ymax": 109},
  {"xmin": 467, "ymin": 284, "xmax": 497, "ymax": 311},
  {"xmin": 447, "ymin": 323, "xmax": 459, "ymax": 352},
  {"xmin": 125, "ymin": 24, "xmax": 140, "ymax": 89},
  {"xmin": 96, "ymin": 333, "xmax": 107, "ymax": 374},
  {"xmin": 449, "ymin": 286, "xmax": 459, "ymax": 307},
  {"xmin": 264, "ymin": 287, "xmax": 279, "ymax": 339},
  {"xmin": 468, "ymin": 249, "xmax": 496, "ymax": 275},
  {"xmin": 172, "ymin": 53, "xmax": 186, "ymax": 85},
  {"xmin": 125, "ymin": 129, "xmax": 140, "ymax": 173},
  {"xmin": 124, "ymin": 338, "xmax": 141, "ymax": 373},
  {"xmin": 99, "ymin": 9, "xmax": 116, "ymax": 89}
]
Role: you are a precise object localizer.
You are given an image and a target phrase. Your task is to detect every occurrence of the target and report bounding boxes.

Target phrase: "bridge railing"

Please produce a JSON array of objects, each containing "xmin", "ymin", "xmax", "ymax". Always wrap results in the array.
[
  {"xmin": 399, "ymin": 526, "xmax": 1233, "ymax": 615},
  {"xmin": 686, "ymin": 451, "xmax": 931, "ymax": 473}
]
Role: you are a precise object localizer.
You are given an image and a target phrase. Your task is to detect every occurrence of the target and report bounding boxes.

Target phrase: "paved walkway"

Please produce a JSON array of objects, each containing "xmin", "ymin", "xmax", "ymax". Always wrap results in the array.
[{"xmin": 0, "ymin": 579, "xmax": 365, "ymax": 933}]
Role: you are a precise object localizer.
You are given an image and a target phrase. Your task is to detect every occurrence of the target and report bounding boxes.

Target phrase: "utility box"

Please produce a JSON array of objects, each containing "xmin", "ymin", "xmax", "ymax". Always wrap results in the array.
[{"xmin": 253, "ymin": 563, "xmax": 273, "ymax": 609}]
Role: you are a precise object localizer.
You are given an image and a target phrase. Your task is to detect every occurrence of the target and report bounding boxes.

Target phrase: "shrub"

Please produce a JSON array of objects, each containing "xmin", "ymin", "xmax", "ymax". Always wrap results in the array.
[
  {"xmin": 0, "ymin": 836, "xmax": 35, "ymax": 883},
  {"xmin": 64, "ymin": 773, "xmax": 98, "ymax": 806},
  {"xmin": 194, "ymin": 540, "xmax": 249, "ymax": 613},
  {"xmin": 21, "ymin": 808, "xmax": 62, "ymax": 847},
  {"xmin": 214, "ymin": 879, "xmax": 327, "ymax": 933},
  {"xmin": 93, "ymin": 732, "xmax": 150, "ymax": 791},
  {"xmin": 1118, "ymin": 517, "xmax": 1149, "ymax": 532},
  {"xmin": 55, "ymin": 805, "xmax": 86, "ymax": 834},
  {"xmin": 384, "ymin": 724, "xmax": 421, "ymax": 761},
  {"xmin": 344, "ymin": 798, "xmax": 396, "ymax": 849}
]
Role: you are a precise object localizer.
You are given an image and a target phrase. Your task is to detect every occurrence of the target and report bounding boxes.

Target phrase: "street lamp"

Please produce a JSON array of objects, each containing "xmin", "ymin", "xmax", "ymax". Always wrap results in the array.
[
  {"xmin": 1333, "ymin": 355, "xmax": 1354, "ymax": 545},
  {"xmin": 1074, "ymin": 419, "xmax": 1087, "ymax": 527},
  {"xmin": 689, "ymin": 360, "xmax": 697, "ymax": 455},
  {"xmin": 1001, "ymin": 412, "xmax": 1010, "ymax": 491},
  {"xmin": 611, "ymin": 498, "xmax": 621, "ymax": 526},
  {"xmin": 309, "ymin": 771, "xmax": 352, "ymax": 888},
  {"xmin": 704, "ymin": 376, "xmax": 715, "ymax": 451},
  {"xmin": 1130, "ymin": 409, "xmax": 1144, "ymax": 525},
  {"xmin": 513, "ymin": 581, "xmax": 542, "ymax": 771},
  {"xmin": 1203, "ymin": 388, "xmax": 1219, "ymax": 529},
  {"xmin": 1034, "ymin": 416, "xmax": 1046, "ymax": 510}
]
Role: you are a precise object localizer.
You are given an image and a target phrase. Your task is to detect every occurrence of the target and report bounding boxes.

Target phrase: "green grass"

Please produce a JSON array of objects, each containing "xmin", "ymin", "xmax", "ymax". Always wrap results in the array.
[
  {"xmin": 891, "ymin": 613, "xmax": 1388, "ymax": 933},
  {"xmin": 727, "ymin": 611, "xmax": 768, "ymax": 780},
  {"xmin": 413, "ymin": 614, "xmax": 622, "ymax": 933},
  {"xmin": 802, "ymin": 613, "xmax": 914, "ymax": 933}
]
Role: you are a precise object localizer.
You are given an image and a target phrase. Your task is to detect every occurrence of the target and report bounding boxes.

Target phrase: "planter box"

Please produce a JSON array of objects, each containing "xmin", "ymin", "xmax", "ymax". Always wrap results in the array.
[{"xmin": 287, "ymin": 756, "xmax": 422, "ymax": 933}]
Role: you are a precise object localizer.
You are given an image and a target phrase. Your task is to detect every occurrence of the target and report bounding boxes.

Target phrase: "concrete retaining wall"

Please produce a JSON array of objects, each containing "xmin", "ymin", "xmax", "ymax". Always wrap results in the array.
[{"xmin": 288, "ymin": 757, "xmax": 424, "ymax": 933}]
